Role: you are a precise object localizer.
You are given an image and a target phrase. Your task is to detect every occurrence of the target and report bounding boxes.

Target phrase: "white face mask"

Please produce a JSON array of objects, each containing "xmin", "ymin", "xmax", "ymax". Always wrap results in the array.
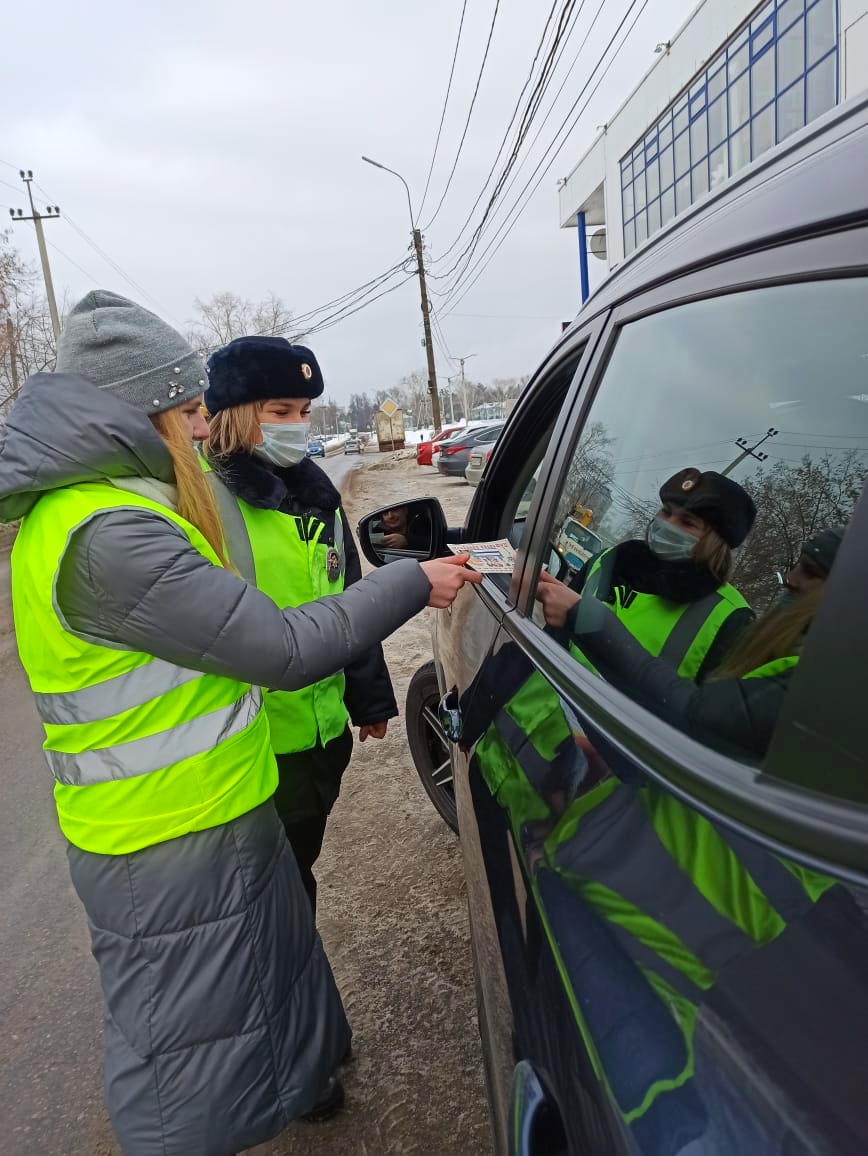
[
  {"xmin": 253, "ymin": 421, "xmax": 310, "ymax": 468},
  {"xmin": 646, "ymin": 514, "xmax": 698, "ymax": 562}
]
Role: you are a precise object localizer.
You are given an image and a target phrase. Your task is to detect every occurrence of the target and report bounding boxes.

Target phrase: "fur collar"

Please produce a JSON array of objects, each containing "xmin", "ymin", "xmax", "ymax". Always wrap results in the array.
[
  {"xmin": 603, "ymin": 539, "xmax": 721, "ymax": 603},
  {"xmin": 209, "ymin": 451, "xmax": 340, "ymax": 513}
]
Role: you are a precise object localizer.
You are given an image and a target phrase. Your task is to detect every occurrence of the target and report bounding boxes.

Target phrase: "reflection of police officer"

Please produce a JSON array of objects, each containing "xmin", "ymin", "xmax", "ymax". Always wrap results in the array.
[
  {"xmin": 547, "ymin": 525, "xmax": 845, "ymax": 759},
  {"xmin": 542, "ymin": 468, "xmax": 757, "ymax": 682},
  {"xmin": 204, "ymin": 338, "xmax": 398, "ymax": 912}
]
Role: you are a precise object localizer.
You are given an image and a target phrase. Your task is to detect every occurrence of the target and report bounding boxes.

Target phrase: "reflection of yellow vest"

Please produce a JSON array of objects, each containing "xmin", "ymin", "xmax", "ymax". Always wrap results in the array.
[
  {"xmin": 12, "ymin": 482, "xmax": 277, "ymax": 855},
  {"xmin": 572, "ymin": 551, "xmax": 750, "ymax": 678}
]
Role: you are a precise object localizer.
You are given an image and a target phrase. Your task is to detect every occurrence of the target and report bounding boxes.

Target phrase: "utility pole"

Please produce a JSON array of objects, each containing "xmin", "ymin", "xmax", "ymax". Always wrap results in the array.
[
  {"xmin": 5, "ymin": 319, "xmax": 20, "ymax": 398},
  {"xmin": 412, "ymin": 227, "xmax": 442, "ymax": 434},
  {"xmin": 362, "ymin": 155, "xmax": 443, "ymax": 433},
  {"xmin": 10, "ymin": 170, "xmax": 61, "ymax": 340},
  {"xmin": 721, "ymin": 428, "xmax": 779, "ymax": 476}
]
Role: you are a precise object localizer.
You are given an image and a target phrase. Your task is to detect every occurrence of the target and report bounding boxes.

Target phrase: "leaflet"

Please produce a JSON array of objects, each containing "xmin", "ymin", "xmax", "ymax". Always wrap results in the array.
[{"xmin": 447, "ymin": 539, "xmax": 516, "ymax": 573}]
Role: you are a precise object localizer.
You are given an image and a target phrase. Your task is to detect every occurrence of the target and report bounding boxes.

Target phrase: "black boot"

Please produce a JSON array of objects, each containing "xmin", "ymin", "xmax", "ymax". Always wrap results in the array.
[{"xmin": 301, "ymin": 1075, "xmax": 345, "ymax": 1123}]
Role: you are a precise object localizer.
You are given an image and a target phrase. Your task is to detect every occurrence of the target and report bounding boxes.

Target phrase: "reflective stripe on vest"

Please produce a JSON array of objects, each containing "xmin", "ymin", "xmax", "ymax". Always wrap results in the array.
[
  {"xmin": 550, "ymin": 781, "xmax": 823, "ymax": 996},
  {"xmin": 212, "ymin": 475, "xmax": 349, "ymax": 754},
  {"xmin": 46, "ymin": 687, "xmax": 262, "ymax": 786},
  {"xmin": 575, "ymin": 549, "xmax": 750, "ymax": 679},
  {"xmin": 206, "ymin": 467, "xmax": 256, "ymax": 582},
  {"xmin": 32, "ymin": 657, "xmax": 204, "ymax": 726},
  {"xmin": 11, "ymin": 482, "xmax": 277, "ymax": 854}
]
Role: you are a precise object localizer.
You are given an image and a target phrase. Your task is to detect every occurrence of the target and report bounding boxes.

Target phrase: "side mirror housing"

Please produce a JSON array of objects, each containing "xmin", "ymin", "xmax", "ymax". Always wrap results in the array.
[{"xmin": 358, "ymin": 497, "xmax": 448, "ymax": 567}]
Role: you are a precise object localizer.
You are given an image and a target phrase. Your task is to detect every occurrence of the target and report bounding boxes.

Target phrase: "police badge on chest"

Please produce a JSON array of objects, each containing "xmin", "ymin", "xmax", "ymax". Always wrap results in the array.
[{"xmin": 326, "ymin": 547, "xmax": 341, "ymax": 582}]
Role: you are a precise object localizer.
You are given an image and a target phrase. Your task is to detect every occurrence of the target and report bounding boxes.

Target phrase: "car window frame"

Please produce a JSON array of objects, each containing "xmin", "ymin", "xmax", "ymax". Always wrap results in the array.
[
  {"xmin": 462, "ymin": 319, "xmax": 608, "ymax": 613},
  {"xmin": 501, "ymin": 227, "xmax": 868, "ymax": 878}
]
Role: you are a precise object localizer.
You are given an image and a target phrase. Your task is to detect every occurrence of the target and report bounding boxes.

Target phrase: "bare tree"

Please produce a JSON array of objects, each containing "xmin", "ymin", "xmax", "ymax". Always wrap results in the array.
[
  {"xmin": 0, "ymin": 231, "xmax": 58, "ymax": 419},
  {"xmin": 188, "ymin": 291, "xmax": 293, "ymax": 358},
  {"xmin": 733, "ymin": 450, "xmax": 866, "ymax": 609}
]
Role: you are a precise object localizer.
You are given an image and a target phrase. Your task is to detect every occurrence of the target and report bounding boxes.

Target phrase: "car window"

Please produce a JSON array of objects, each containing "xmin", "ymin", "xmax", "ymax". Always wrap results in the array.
[
  {"xmin": 527, "ymin": 277, "xmax": 867, "ymax": 774},
  {"xmin": 476, "ymin": 349, "xmax": 587, "ymax": 596}
]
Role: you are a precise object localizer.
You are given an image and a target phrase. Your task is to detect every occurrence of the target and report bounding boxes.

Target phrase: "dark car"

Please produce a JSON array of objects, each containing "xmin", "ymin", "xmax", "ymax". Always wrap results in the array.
[
  {"xmin": 359, "ymin": 99, "xmax": 868, "ymax": 1155},
  {"xmin": 437, "ymin": 424, "xmax": 504, "ymax": 478},
  {"xmin": 305, "ymin": 437, "xmax": 325, "ymax": 458}
]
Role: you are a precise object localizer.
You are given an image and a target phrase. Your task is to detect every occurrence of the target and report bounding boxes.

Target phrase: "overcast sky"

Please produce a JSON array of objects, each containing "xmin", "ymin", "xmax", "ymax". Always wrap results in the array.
[{"xmin": 2, "ymin": 0, "xmax": 690, "ymax": 403}]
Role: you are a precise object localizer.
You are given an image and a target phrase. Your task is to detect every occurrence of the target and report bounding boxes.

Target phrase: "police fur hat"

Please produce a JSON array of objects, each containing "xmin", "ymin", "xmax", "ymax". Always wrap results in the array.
[
  {"xmin": 659, "ymin": 467, "xmax": 757, "ymax": 548},
  {"xmin": 204, "ymin": 336, "xmax": 324, "ymax": 415}
]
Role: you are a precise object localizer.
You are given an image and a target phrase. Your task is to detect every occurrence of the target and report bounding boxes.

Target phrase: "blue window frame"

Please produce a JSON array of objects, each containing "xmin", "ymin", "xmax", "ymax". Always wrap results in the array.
[{"xmin": 621, "ymin": 0, "xmax": 838, "ymax": 258}]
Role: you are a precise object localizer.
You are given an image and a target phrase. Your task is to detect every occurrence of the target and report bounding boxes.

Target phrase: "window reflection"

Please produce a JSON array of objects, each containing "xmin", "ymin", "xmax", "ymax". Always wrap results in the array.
[
  {"xmin": 620, "ymin": 0, "xmax": 839, "ymax": 253},
  {"xmin": 533, "ymin": 280, "xmax": 867, "ymax": 768}
]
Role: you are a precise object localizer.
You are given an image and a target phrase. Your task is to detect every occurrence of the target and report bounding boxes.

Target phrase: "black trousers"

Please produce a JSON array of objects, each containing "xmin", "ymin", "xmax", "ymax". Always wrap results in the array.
[{"xmin": 272, "ymin": 726, "xmax": 353, "ymax": 914}]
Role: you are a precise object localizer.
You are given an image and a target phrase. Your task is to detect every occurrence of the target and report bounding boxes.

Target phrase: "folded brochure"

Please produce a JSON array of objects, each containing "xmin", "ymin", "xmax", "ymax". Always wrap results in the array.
[{"xmin": 447, "ymin": 539, "xmax": 516, "ymax": 573}]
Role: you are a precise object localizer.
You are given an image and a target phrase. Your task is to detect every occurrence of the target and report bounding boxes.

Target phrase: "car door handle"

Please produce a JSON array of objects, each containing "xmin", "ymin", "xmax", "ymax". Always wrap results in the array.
[
  {"xmin": 509, "ymin": 1060, "xmax": 567, "ymax": 1156},
  {"xmin": 437, "ymin": 689, "xmax": 462, "ymax": 743}
]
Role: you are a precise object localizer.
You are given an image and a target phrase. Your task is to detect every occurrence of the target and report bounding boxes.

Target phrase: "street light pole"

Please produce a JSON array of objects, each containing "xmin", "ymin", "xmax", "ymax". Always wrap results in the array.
[
  {"xmin": 456, "ymin": 353, "xmax": 476, "ymax": 422},
  {"xmin": 362, "ymin": 155, "xmax": 442, "ymax": 434}
]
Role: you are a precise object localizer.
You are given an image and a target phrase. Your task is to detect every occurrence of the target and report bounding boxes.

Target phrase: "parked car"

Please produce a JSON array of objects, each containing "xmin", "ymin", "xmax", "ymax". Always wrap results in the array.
[
  {"xmin": 465, "ymin": 444, "xmax": 493, "ymax": 488},
  {"xmin": 417, "ymin": 425, "xmax": 464, "ymax": 466},
  {"xmin": 359, "ymin": 100, "xmax": 868, "ymax": 1155},
  {"xmin": 344, "ymin": 436, "xmax": 362, "ymax": 454},
  {"xmin": 305, "ymin": 437, "xmax": 325, "ymax": 458},
  {"xmin": 436, "ymin": 424, "xmax": 503, "ymax": 478}
]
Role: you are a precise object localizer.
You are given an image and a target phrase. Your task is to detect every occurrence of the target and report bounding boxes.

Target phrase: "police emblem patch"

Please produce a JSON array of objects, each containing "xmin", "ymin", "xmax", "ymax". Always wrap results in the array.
[
  {"xmin": 326, "ymin": 547, "xmax": 341, "ymax": 582},
  {"xmin": 301, "ymin": 363, "xmax": 313, "ymax": 381}
]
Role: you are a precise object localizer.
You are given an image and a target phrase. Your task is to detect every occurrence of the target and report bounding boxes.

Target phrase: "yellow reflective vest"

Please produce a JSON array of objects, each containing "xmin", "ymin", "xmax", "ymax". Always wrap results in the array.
[{"xmin": 11, "ymin": 482, "xmax": 277, "ymax": 855}]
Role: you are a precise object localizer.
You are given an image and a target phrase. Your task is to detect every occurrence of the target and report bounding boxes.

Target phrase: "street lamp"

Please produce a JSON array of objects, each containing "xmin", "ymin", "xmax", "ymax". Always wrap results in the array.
[
  {"xmin": 361, "ymin": 155, "xmax": 415, "ymax": 228},
  {"xmin": 362, "ymin": 154, "xmax": 442, "ymax": 433}
]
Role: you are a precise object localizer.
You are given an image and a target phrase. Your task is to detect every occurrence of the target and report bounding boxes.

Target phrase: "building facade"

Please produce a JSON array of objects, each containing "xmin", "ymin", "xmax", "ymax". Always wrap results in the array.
[{"xmin": 560, "ymin": 0, "xmax": 868, "ymax": 291}]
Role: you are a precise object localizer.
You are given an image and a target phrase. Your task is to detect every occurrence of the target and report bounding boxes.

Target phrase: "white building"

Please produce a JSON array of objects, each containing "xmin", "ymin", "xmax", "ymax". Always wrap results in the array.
[{"xmin": 560, "ymin": 0, "xmax": 868, "ymax": 294}]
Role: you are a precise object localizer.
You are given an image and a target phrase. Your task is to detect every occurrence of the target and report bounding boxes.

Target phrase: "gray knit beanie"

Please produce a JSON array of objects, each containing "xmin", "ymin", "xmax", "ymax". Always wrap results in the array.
[{"xmin": 55, "ymin": 290, "xmax": 207, "ymax": 414}]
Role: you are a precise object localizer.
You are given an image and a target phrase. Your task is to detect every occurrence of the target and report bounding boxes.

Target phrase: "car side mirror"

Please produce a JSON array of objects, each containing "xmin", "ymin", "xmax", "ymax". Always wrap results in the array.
[{"xmin": 358, "ymin": 498, "xmax": 447, "ymax": 567}]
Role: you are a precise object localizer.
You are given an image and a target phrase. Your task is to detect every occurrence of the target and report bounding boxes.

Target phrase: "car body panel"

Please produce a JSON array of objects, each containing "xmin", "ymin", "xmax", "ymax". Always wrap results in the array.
[
  {"xmin": 417, "ymin": 426, "xmax": 464, "ymax": 466},
  {"xmin": 466, "ymin": 446, "xmax": 494, "ymax": 488},
  {"xmin": 438, "ymin": 426, "xmax": 504, "ymax": 478},
  {"xmin": 422, "ymin": 101, "xmax": 868, "ymax": 1154}
]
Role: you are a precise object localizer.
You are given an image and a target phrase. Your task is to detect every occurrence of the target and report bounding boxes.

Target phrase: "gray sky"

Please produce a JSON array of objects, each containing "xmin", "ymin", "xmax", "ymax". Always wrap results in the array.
[{"xmin": 2, "ymin": 0, "xmax": 690, "ymax": 404}]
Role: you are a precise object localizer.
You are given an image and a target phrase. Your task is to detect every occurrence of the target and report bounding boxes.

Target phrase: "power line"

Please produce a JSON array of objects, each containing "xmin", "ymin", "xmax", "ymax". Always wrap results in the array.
[
  {"xmin": 430, "ymin": 0, "xmax": 580, "ymax": 272},
  {"xmin": 285, "ymin": 258, "xmax": 410, "ymax": 328},
  {"xmin": 432, "ymin": 0, "xmax": 604, "ymax": 297},
  {"xmin": 430, "ymin": 308, "xmax": 457, "ymax": 366},
  {"xmin": 417, "ymin": 0, "xmax": 469, "ymax": 221},
  {"xmin": 441, "ymin": 0, "xmax": 651, "ymax": 314},
  {"xmin": 435, "ymin": 0, "xmax": 611, "ymax": 301},
  {"xmin": 31, "ymin": 179, "xmax": 183, "ymax": 326},
  {"xmin": 47, "ymin": 241, "xmax": 102, "ymax": 285},
  {"xmin": 291, "ymin": 274, "xmax": 416, "ymax": 340},
  {"xmin": 424, "ymin": 0, "xmax": 503, "ymax": 228}
]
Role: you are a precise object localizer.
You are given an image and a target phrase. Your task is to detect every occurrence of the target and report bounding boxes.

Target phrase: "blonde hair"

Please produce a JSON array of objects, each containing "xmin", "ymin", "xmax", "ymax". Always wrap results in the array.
[
  {"xmin": 712, "ymin": 588, "xmax": 822, "ymax": 680},
  {"xmin": 692, "ymin": 527, "xmax": 733, "ymax": 585},
  {"xmin": 205, "ymin": 403, "xmax": 261, "ymax": 458},
  {"xmin": 150, "ymin": 407, "xmax": 228, "ymax": 566}
]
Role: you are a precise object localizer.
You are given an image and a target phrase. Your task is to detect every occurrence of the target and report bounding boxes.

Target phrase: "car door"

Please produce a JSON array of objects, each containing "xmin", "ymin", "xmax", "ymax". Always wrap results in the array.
[
  {"xmin": 449, "ymin": 230, "xmax": 868, "ymax": 1154},
  {"xmin": 431, "ymin": 325, "xmax": 608, "ymax": 1153}
]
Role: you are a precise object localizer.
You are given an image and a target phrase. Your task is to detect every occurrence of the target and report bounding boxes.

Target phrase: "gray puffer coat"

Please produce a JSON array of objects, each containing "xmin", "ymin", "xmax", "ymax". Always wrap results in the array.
[{"xmin": 0, "ymin": 374, "xmax": 433, "ymax": 1155}]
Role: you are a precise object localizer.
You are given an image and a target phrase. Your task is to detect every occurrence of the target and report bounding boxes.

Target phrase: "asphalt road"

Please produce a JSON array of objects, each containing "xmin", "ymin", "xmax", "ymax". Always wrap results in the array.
[{"xmin": 0, "ymin": 446, "xmax": 371, "ymax": 1155}]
